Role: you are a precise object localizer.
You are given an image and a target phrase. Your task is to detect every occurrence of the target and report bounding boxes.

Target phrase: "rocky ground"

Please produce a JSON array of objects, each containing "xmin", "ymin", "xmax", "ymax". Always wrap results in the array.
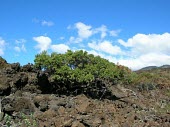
[{"xmin": 0, "ymin": 60, "xmax": 170, "ymax": 127}]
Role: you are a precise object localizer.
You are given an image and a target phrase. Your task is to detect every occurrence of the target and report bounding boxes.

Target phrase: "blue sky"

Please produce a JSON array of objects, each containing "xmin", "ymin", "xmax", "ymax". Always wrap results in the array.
[{"xmin": 0, "ymin": 0, "xmax": 170, "ymax": 70}]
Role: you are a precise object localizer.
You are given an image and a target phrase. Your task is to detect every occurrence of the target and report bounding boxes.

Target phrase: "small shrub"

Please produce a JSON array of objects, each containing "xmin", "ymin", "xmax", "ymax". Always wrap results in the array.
[
  {"xmin": 136, "ymin": 82, "xmax": 157, "ymax": 91},
  {"xmin": 20, "ymin": 112, "xmax": 38, "ymax": 127},
  {"xmin": 2, "ymin": 112, "xmax": 38, "ymax": 127},
  {"xmin": 4, "ymin": 114, "xmax": 12, "ymax": 127}
]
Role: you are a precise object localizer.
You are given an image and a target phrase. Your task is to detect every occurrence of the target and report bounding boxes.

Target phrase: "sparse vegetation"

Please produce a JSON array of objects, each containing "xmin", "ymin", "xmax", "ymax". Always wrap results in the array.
[
  {"xmin": 1, "ymin": 113, "xmax": 38, "ymax": 127},
  {"xmin": 133, "ymin": 68, "xmax": 170, "ymax": 91}
]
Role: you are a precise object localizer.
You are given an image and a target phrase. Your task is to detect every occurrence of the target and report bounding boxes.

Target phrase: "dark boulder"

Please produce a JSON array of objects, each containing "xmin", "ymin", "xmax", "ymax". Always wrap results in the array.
[
  {"xmin": 13, "ymin": 72, "xmax": 28, "ymax": 89},
  {"xmin": 21, "ymin": 63, "xmax": 34, "ymax": 72},
  {"xmin": 0, "ymin": 56, "xmax": 8, "ymax": 69},
  {"xmin": 11, "ymin": 62, "xmax": 20, "ymax": 72},
  {"xmin": 0, "ymin": 75, "xmax": 11, "ymax": 96},
  {"xmin": 1, "ymin": 96, "xmax": 35, "ymax": 116}
]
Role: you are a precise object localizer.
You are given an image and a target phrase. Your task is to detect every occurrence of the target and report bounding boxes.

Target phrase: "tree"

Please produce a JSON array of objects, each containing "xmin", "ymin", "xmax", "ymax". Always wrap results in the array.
[
  {"xmin": 34, "ymin": 50, "xmax": 132, "ymax": 98},
  {"xmin": 34, "ymin": 51, "xmax": 50, "ymax": 70}
]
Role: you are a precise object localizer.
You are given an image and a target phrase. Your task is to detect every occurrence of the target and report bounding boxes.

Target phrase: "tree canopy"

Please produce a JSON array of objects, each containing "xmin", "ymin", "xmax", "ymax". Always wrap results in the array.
[{"xmin": 34, "ymin": 50, "xmax": 132, "ymax": 98}]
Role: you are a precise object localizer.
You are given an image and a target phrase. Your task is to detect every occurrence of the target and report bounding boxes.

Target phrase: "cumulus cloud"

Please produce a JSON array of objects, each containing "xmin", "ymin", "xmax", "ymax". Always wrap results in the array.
[
  {"xmin": 94, "ymin": 25, "xmax": 120, "ymax": 38},
  {"xmin": 41, "ymin": 20, "xmax": 54, "ymax": 26},
  {"xmin": 74, "ymin": 22, "xmax": 121, "ymax": 39},
  {"xmin": 94, "ymin": 26, "xmax": 121, "ymax": 38},
  {"xmin": 86, "ymin": 33, "xmax": 170, "ymax": 70},
  {"xmin": 110, "ymin": 29, "xmax": 121, "ymax": 37},
  {"xmin": 68, "ymin": 36, "xmax": 83, "ymax": 43},
  {"xmin": 68, "ymin": 22, "xmax": 121, "ymax": 43},
  {"xmin": 118, "ymin": 33, "xmax": 170, "ymax": 55},
  {"xmin": 33, "ymin": 36, "xmax": 69, "ymax": 53},
  {"xmin": 51, "ymin": 44, "xmax": 70, "ymax": 53},
  {"xmin": 87, "ymin": 49, "xmax": 118, "ymax": 63},
  {"xmin": 14, "ymin": 47, "xmax": 20, "ymax": 52},
  {"xmin": 67, "ymin": 22, "xmax": 93, "ymax": 43},
  {"xmin": 117, "ymin": 53, "xmax": 170, "ymax": 70},
  {"xmin": 0, "ymin": 37, "xmax": 6, "ymax": 55},
  {"xmin": 95, "ymin": 25, "xmax": 108, "ymax": 38},
  {"xmin": 116, "ymin": 33, "xmax": 170, "ymax": 70},
  {"xmin": 88, "ymin": 40, "xmax": 122, "ymax": 55},
  {"xmin": 33, "ymin": 36, "xmax": 52, "ymax": 52},
  {"xmin": 14, "ymin": 39, "xmax": 26, "ymax": 52},
  {"xmin": 75, "ymin": 22, "xmax": 93, "ymax": 39},
  {"xmin": 14, "ymin": 45, "xmax": 26, "ymax": 52}
]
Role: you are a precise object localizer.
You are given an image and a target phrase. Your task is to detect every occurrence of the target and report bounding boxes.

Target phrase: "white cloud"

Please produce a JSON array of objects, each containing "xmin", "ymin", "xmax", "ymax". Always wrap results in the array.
[
  {"xmin": 87, "ymin": 49, "xmax": 118, "ymax": 63},
  {"xmin": 51, "ymin": 44, "xmax": 70, "ymax": 53},
  {"xmin": 116, "ymin": 33, "xmax": 170, "ymax": 70},
  {"xmin": 88, "ymin": 40, "xmax": 122, "ymax": 55},
  {"xmin": 94, "ymin": 26, "xmax": 121, "ymax": 38},
  {"xmin": 69, "ymin": 36, "xmax": 75, "ymax": 42},
  {"xmin": 14, "ymin": 39, "xmax": 27, "ymax": 52},
  {"xmin": 68, "ymin": 36, "xmax": 83, "ymax": 43},
  {"xmin": 118, "ymin": 33, "xmax": 170, "ymax": 55},
  {"xmin": 75, "ymin": 22, "xmax": 93, "ymax": 39},
  {"xmin": 110, "ymin": 29, "xmax": 121, "ymax": 37},
  {"xmin": 67, "ymin": 22, "xmax": 93, "ymax": 43},
  {"xmin": 87, "ymin": 50, "xmax": 170, "ymax": 70},
  {"xmin": 87, "ymin": 50, "xmax": 101, "ymax": 56},
  {"xmin": 41, "ymin": 20, "xmax": 54, "ymax": 26},
  {"xmin": 14, "ymin": 44, "xmax": 26, "ymax": 52},
  {"xmin": 87, "ymin": 50, "xmax": 107, "ymax": 58},
  {"xmin": 14, "ymin": 46, "xmax": 21, "ymax": 52},
  {"xmin": 0, "ymin": 37, "xmax": 6, "ymax": 55},
  {"xmin": 68, "ymin": 22, "xmax": 121, "ymax": 43},
  {"xmin": 87, "ymin": 33, "xmax": 170, "ymax": 70},
  {"xmin": 118, "ymin": 53, "xmax": 170, "ymax": 70},
  {"xmin": 21, "ymin": 44, "xmax": 26, "ymax": 51},
  {"xmin": 33, "ymin": 36, "xmax": 69, "ymax": 53},
  {"xmin": 95, "ymin": 25, "xmax": 107, "ymax": 38},
  {"xmin": 33, "ymin": 36, "xmax": 52, "ymax": 52}
]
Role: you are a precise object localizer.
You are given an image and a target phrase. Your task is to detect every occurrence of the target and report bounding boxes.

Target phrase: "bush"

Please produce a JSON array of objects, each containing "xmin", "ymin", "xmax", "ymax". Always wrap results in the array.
[{"xmin": 34, "ymin": 50, "xmax": 133, "ymax": 98}]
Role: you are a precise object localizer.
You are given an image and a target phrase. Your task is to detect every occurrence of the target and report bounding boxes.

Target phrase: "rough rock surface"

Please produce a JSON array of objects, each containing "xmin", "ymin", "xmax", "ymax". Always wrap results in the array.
[{"xmin": 0, "ymin": 61, "xmax": 169, "ymax": 127}]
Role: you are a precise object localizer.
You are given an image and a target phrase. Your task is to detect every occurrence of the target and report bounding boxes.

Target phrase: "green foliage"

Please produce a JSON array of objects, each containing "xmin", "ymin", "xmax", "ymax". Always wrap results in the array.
[
  {"xmin": 34, "ymin": 50, "xmax": 133, "ymax": 96},
  {"xmin": 2, "ymin": 112, "xmax": 38, "ymax": 127},
  {"xmin": 35, "ymin": 50, "xmax": 131, "ymax": 83},
  {"xmin": 131, "ymin": 71, "xmax": 160, "ymax": 91},
  {"xmin": 4, "ymin": 114, "xmax": 11, "ymax": 127},
  {"xmin": 34, "ymin": 51, "xmax": 51, "ymax": 70},
  {"xmin": 165, "ymin": 89, "xmax": 170, "ymax": 96},
  {"xmin": 20, "ymin": 112, "xmax": 38, "ymax": 127}
]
